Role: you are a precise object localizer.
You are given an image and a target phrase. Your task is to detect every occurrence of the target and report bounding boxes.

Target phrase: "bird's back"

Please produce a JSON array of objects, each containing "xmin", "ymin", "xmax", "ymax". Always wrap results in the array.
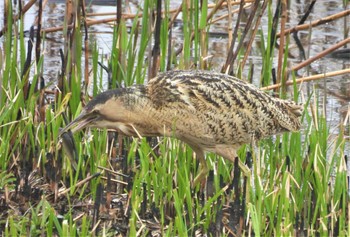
[{"xmin": 146, "ymin": 70, "xmax": 302, "ymax": 148}]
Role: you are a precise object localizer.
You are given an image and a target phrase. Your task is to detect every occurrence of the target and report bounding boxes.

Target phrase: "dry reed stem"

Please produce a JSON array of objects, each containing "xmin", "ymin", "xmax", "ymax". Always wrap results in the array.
[
  {"xmin": 241, "ymin": 1, "xmax": 267, "ymax": 70},
  {"xmin": 42, "ymin": 1, "xmax": 253, "ymax": 35},
  {"xmin": 100, "ymin": 176, "xmax": 128, "ymax": 185},
  {"xmin": 227, "ymin": 0, "xmax": 233, "ymax": 52},
  {"xmin": 91, "ymin": 220, "xmax": 101, "ymax": 234},
  {"xmin": 85, "ymin": 0, "xmax": 255, "ymax": 17},
  {"xmin": 277, "ymin": 0, "xmax": 287, "ymax": 89},
  {"xmin": 222, "ymin": 0, "xmax": 259, "ymax": 75},
  {"xmin": 88, "ymin": 6, "xmax": 179, "ymax": 17},
  {"xmin": 292, "ymin": 37, "xmax": 350, "ymax": 71},
  {"xmin": 276, "ymin": 9, "xmax": 350, "ymax": 38},
  {"xmin": 168, "ymin": 4, "xmax": 182, "ymax": 30},
  {"xmin": 42, "ymin": 13, "xmax": 143, "ymax": 34},
  {"xmin": 222, "ymin": 0, "xmax": 245, "ymax": 74},
  {"xmin": 261, "ymin": 68, "xmax": 350, "ymax": 91},
  {"xmin": 56, "ymin": 173, "xmax": 101, "ymax": 197},
  {"xmin": 97, "ymin": 165, "xmax": 129, "ymax": 178},
  {"xmin": 0, "ymin": 0, "xmax": 37, "ymax": 37},
  {"xmin": 211, "ymin": 2, "xmax": 252, "ymax": 24},
  {"xmin": 207, "ymin": 0, "xmax": 226, "ymax": 22}
]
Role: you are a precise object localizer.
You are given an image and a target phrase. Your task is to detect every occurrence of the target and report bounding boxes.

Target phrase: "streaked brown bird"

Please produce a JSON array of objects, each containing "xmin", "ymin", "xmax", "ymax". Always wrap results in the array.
[{"xmin": 60, "ymin": 70, "xmax": 303, "ymax": 185}]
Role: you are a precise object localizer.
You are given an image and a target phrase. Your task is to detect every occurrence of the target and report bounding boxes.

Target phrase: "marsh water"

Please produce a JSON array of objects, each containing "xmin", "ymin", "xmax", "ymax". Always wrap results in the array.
[{"xmin": 1, "ymin": 1, "xmax": 349, "ymax": 139}]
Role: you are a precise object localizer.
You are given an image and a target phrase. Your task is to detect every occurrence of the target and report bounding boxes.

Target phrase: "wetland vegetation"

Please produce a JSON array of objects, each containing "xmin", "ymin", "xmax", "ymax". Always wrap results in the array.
[{"xmin": 0, "ymin": 0, "xmax": 349, "ymax": 236}]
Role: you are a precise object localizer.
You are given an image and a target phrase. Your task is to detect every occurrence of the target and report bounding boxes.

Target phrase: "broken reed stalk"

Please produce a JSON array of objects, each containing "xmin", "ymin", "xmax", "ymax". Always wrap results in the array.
[
  {"xmin": 42, "ymin": 13, "xmax": 143, "ymax": 34},
  {"xmin": 221, "ymin": 0, "xmax": 244, "ymax": 74},
  {"xmin": 264, "ymin": 37, "xmax": 350, "ymax": 91},
  {"xmin": 276, "ymin": 9, "xmax": 350, "ymax": 37},
  {"xmin": 292, "ymin": 37, "xmax": 350, "ymax": 71},
  {"xmin": 260, "ymin": 68, "xmax": 350, "ymax": 91},
  {"xmin": 0, "ymin": 0, "xmax": 37, "ymax": 37},
  {"xmin": 44, "ymin": 0, "xmax": 229, "ymax": 35},
  {"xmin": 211, "ymin": 2, "xmax": 252, "ymax": 24},
  {"xmin": 222, "ymin": 0, "xmax": 259, "ymax": 75},
  {"xmin": 221, "ymin": 2, "xmax": 244, "ymax": 73},
  {"xmin": 206, "ymin": 0, "xmax": 226, "ymax": 21},
  {"xmin": 85, "ymin": 0, "xmax": 255, "ymax": 17},
  {"xmin": 168, "ymin": 4, "xmax": 182, "ymax": 30},
  {"xmin": 97, "ymin": 165, "xmax": 129, "ymax": 178},
  {"xmin": 241, "ymin": 1, "xmax": 267, "ymax": 70},
  {"xmin": 227, "ymin": 0, "xmax": 233, "ymax": 48},
  {"xmin": 56, "ymin": 173, "xmax": 101, "ymax": 197},
  {"xmin": 100, "ymin": 176, "xmax": 128, "ymax": 185}
]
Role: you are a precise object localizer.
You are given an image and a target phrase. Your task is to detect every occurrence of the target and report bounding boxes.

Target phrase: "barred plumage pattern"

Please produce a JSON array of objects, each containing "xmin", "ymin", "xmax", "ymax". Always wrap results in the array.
[{"xmin": 63, "ymin": 70, "xmax": 303, "ymax": 184}]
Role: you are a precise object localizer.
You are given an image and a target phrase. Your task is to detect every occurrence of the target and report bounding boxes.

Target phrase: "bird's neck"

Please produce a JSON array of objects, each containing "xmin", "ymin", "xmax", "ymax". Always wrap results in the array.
[{"xmin": 117, "ymin": 86, "xmax": 167, "ymax": 137}]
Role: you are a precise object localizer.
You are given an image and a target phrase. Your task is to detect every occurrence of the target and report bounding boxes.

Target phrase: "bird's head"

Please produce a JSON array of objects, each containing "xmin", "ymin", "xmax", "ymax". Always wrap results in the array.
[{"xmin": 59, "ymin": 89, "xmax": 134, "ymax": 136}]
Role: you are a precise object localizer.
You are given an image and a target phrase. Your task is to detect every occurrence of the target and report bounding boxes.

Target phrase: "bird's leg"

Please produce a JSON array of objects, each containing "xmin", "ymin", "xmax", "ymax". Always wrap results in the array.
[{"xmin": 193, "ymin": 149, "xmax": 208, "ymax": 187}]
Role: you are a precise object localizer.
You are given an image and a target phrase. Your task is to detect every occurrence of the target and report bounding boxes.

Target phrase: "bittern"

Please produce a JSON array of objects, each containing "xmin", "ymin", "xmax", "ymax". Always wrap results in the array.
[{"xmin": 60, "ymin": 70, "xmax": 303, "ymax": 185}]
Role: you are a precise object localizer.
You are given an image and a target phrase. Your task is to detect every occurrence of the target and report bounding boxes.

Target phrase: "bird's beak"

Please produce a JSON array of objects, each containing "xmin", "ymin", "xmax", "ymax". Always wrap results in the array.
[{"xmin": 59, "ymin": 111, "xmax": 97, "ymax": 137}]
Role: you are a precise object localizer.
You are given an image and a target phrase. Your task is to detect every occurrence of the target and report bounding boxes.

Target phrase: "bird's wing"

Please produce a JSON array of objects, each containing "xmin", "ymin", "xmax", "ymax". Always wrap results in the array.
[
  {"xmin": 147, "ymin": 70, "xmax": 302, "ymax": 139},
  {"xmin": 147, "ymin": 70, "xmax": 271, "ymax": 111}
]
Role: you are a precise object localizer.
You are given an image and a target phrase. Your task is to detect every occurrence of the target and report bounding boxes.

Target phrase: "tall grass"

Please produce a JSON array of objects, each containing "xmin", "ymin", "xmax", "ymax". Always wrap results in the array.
[{"xmin": 0, "ymin": 0, "xmax": 348, "ymax": 236}]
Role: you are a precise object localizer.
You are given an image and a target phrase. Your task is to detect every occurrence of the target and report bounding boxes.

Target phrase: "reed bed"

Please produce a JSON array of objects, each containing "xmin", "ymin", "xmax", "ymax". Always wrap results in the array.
[{"xmin": 0, "ymin": 0, "xmax": 349, "ymax": 236}]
